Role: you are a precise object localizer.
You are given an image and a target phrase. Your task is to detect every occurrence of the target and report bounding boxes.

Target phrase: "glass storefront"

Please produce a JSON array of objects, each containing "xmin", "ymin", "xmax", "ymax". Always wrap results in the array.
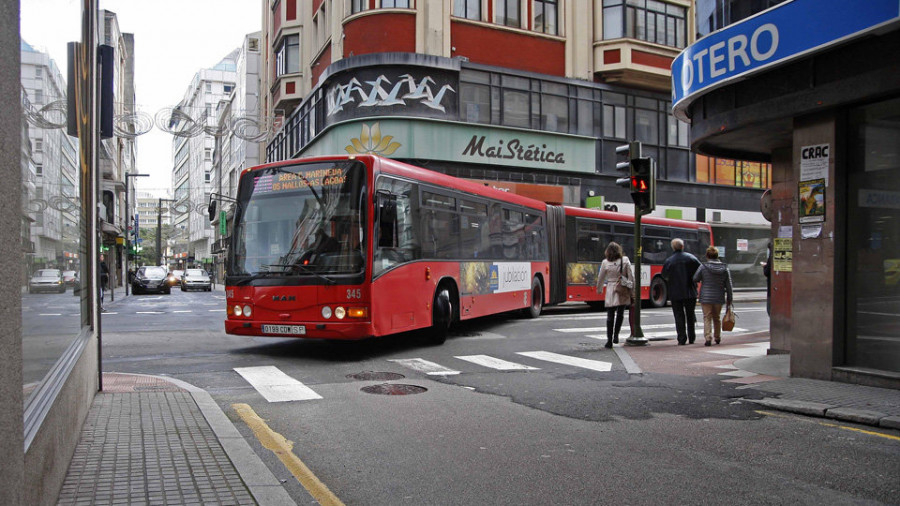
[{"xmin": 846, "ymin": 96, "xmax": 900, "ymax": 372}]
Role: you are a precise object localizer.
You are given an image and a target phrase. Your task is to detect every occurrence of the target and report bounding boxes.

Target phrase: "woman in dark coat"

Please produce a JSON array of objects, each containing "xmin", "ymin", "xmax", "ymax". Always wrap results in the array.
[
  {"xmin": 692, "ymin": 246, "xmax": 734, "ymax": 346},
  {"xmin": 595, "ymin": 242, "xmax": 634, "ymax": 348}
]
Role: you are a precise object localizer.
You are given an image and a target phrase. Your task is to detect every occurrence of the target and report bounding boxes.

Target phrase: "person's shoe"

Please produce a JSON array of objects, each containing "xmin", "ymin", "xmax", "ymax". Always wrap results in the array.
[
  {"xmin": 704, "ymin": 341, "xmax": 711, "ymax": 347},
  {"xmin": 715, "ymin": 338, "xmax": 721, "ymax": 344},
  {"xmin": 677, "ymin": 340, "xmax": 686, "ymax": 345},
  {"xmin": 613, "ymin": 336, "xmax": 619, "ymax": 344},
  {"xmin": 604, "ymin": 340, "xmax": 613, "ymax": 349},
  {"xmin": 688, "ymin": 339, "xmax": 695, "ymax": 344}
]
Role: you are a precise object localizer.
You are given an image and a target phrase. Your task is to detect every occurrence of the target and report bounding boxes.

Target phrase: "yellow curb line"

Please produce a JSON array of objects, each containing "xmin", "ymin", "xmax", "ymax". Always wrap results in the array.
[
  {"xmin": 755, "ymin": 410, "xmax": 900, "ymax": 442},
  {"xmin": 233, "ymin": 403, "xmax": 345, "ymax": 506}
]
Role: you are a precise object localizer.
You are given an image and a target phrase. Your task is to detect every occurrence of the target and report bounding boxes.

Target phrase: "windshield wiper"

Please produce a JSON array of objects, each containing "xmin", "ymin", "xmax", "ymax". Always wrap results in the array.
[{"xmin": 233, "ymin": 265, "xmax": 290, "ymax": 285}]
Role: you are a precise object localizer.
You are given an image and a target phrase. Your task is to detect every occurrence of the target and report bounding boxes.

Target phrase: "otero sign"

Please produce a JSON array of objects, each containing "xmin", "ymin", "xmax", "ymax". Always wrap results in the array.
[
  {"xmin": 461, "ymin": 135, "xmax": 566, "ymax": 165},
  {"xmin": 672, "ymin": 0, "xmax": 900, "ymax": 121}
]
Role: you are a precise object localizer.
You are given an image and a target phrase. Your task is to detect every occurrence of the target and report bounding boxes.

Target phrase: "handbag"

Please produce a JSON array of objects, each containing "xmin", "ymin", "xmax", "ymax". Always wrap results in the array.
[
  {"xmin": 722, "ymin": 304, "xmax": 736, "ymax": 331},
  {"xmin": 615, "ymin": 259, "xmax": 633, "ymax": 299}
]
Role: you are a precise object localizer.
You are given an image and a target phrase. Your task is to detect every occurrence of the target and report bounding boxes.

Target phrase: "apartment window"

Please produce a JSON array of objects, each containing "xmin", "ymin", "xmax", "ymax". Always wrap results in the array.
[
  {"xmin": 224, "ymin": 84, "xmax": 233, "ymax": 93},
  {"xmin": 276, "ymin": 34, "xmax": 301, "ymax": 77},
  {"xmin": 453, "ymin": 0, "xmax": 480, "ymax": 19},
  {"xmin": 351, "ymin": 0, "xmax": 367, "ymax": 13},
  {"xmin": 35, "ymin": 139, "xmax": 42, "ymax": 152},
  {"xmin": 603, "ymin": 104, "xmax": 626, "ymax": 139},
  {"xmin": 534, "ymin": 0, "xmax": 558, "ymax": 35},
  {"xmin": 205, "ymin": 172, "xmax": 211, "ymax": 183},
  {"xmin": 496, "ymin": 0, "xmax": 521, "ymax": 28},
  {"xmin": 34, "ymin": 89, "xmax": 42, "ymax": 104},
  {"xmin": 382, "ymin": 0, "xmax": 410, "ymax": 7},
  {"xmin": 603, "ymin": 0, "xmax": 686, "ymax": 48},
  {"xmin": 35, "ymin": 67, "xmax": 42, "ymax": 78},
  {"xmin": 205, "ymin": 83, "xmax": 212, "ymax": 93},
  {"xmin": 36, "ymin": 164, "xmax": 43, "ymax": 177},
  {"xmin": 205, "ymin": 148, "xmax": 212, "ymax": 161}
]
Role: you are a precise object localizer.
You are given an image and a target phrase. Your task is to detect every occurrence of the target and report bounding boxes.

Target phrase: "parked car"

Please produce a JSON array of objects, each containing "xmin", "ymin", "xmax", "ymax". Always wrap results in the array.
[
  {"xmin": 181, "ymin": 268, "xmax": 212, "ymax": 292},
  {"xmin": 131, "ymin": 266, "xmax": 171, "ymax": 295},
  {"xmin": 29, "ymin": 268, "xmax": 65, "ymax": 294},
  {"xmin": 62, "ymin": 270, "xmax": 77, "ymax": 287},
  {"xmin": 170, "ymin": 270, "xmax": 184, "ymax": 285}
]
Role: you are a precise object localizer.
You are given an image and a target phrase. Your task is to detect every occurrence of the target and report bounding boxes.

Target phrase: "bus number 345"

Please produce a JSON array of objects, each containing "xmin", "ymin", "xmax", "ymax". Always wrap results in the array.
[{"xmin": 347, "ymin": 289, "xmax": 362, "ymax": 300}]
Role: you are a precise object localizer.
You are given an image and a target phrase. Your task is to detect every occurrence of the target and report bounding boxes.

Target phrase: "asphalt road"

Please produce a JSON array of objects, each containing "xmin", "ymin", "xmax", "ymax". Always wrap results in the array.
[{"xmin": 97, "ymin": 290, "xmax": 900, "ymax": 505}]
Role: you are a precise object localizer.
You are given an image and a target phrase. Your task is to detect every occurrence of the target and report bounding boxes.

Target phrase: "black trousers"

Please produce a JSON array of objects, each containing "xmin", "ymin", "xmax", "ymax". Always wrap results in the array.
[
  {"xmin": 606, "ymin": 305, "xmax": 626, "ymax": 341},
  {"xmin": 671, "ymin": 298, "xmax": 697, "ymax": 344}
]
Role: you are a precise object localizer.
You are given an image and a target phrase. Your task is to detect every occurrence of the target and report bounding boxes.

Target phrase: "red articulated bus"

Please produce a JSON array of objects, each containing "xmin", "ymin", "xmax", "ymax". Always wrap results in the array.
[{"xmin": 214, "ymin": 154, "xmax": 713, "ymax": 344}]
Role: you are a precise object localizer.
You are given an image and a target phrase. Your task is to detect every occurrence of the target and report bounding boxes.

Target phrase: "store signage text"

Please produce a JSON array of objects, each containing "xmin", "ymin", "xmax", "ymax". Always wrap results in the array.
[{"xmin": 462, "ymin": 135, "xmax": 566, "ymax": 165}]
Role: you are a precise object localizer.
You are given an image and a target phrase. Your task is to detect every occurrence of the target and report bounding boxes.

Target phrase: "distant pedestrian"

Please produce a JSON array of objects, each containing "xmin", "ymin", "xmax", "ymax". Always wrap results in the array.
[
  {"xmin": 99, "ymin": 254, "xmax": 110, "ymax": 310},
  {"xmin": 661, "ymin": 238, "xmax": 701, "ymax": 345},
  {"xmin": 595, "ymin": 242, "xmax": 634, "ymax": 348},
  {"xmin": 693, "ymin": 246, "xmax": 733, "ymax": 346},
  {"xmin": 763, "ymin": 241, "xmax": 772, "ymax": 315}
]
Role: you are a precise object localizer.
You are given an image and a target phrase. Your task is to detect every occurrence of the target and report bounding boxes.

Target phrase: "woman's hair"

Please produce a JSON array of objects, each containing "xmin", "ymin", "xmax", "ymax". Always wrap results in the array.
[
  {"xmin": 706, "ymin": 246, "xmax": 719, "ymax": 259},
  {"xmin": 605, "ymin": 242, "xmax": 623, "ymax": 262}
]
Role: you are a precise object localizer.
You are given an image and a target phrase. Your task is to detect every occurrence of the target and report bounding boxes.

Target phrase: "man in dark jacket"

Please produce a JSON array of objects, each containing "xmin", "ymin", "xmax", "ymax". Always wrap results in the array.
[{"xmin": 661, "ymin": 238, "xmax": 701, "ymax": 345}]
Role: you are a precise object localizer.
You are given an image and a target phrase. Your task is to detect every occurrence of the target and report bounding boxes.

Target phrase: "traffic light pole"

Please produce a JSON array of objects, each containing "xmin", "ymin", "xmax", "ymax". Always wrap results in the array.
[{"xmin": 626, "ymin": 208, "xmax": 649, "ymax": 346}]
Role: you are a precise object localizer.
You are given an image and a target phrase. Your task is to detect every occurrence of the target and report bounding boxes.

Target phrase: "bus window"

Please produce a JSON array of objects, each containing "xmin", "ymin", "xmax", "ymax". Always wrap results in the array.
[
  {"xmin": 503, "ymin": 208, "xmax": 525, "ymax": 259},
  {"xmin": 524, "ymin": 212, "xmax": 547, "ymax": 260},
  {"xmin": 460, "ymin": 199, "xmax": 489, "ymax": 259},
  {"xmin": 374, "ymin": 177, "xmax": 421, "ymax": 274},
  {"xmin": 422, "ymin": 190, "xmax": 459, "ymax": 259}
]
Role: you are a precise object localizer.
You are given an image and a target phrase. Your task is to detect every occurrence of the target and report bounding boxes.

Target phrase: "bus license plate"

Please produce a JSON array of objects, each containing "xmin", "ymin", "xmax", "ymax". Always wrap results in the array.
[{"xmin": 262, "ymin": 324, "xmax": 306, "ymax": 335}]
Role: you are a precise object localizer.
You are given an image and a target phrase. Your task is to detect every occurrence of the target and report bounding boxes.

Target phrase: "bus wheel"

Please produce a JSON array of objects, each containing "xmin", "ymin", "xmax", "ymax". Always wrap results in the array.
[
  {"xmin": 526, "ymin": 277, "xmax": 543, "ymax": 318},
  {"xmin": 650, "ymin": 276, "xmax": 667, "ymax": 308},
  {"xmin": 430, "ymin": 286, "xmax": 452, "ymax": 345}
]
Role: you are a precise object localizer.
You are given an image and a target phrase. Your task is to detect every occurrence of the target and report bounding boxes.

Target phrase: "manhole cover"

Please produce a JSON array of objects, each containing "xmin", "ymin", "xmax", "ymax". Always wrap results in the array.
[
  {"xmin": 347, "ymin": 371, "xmax": 406, "ymax": 381},
  {"xmin": 361, "ymin": 383, "xmax": 427, "ymax": 395}
]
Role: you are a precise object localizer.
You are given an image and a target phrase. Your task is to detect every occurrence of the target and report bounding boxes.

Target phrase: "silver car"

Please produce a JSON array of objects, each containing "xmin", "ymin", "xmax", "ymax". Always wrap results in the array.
[
  {"xmin": 29, "ymin": 268, "xmax": 66, "ymax": 294},
  {"xmin": 180, "ymin": 268, "xmax": 212, "ymax": 292}
]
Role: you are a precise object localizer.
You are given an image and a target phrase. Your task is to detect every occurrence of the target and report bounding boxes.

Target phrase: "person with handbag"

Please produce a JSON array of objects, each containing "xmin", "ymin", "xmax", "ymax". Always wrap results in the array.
[
  {"xmin": 692, "ymin": 245, "xmax": 734, "ymax": 346},
  {"xmin": 595, "ymin": 242, "xmax": 634, "ymax": 349}
]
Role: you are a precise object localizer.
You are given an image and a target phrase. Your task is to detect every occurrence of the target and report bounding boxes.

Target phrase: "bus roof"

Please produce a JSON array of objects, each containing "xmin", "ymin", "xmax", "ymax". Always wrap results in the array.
[{"xmin": 562, "ymin": 205, "xmax": 712, "ymax": 231}]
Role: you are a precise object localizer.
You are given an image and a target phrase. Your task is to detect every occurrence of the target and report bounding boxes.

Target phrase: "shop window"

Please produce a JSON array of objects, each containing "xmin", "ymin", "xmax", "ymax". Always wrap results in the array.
[{"xmin": 502, "ymin": 90, "xmax": 530, "ymax": 128}]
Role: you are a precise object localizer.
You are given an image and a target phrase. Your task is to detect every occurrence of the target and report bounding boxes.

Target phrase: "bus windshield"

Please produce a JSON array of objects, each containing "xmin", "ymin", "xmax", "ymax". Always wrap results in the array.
[{"xmin": 229, "ymin": 160, "xmax": 366, "ymax": 280}]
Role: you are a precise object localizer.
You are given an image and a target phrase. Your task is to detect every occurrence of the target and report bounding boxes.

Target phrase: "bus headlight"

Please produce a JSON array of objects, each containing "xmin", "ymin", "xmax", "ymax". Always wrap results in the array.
[
  {"xmin": 243, "ymin": 305, "xmax": 252, "ymax": 317},
  {"xmin": 334, "ymin": 306, "xmax": 346, "ymax": 319},
  {"xmin": 321, "ymin": 306, "xmax": 333, "ymax": 319},
  {"xmin": 233, "ymin": 305, "xmax": 242, "ymax": 316}
]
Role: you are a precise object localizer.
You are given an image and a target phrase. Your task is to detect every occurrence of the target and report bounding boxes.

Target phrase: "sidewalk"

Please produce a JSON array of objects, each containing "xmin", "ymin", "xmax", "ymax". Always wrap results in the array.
[{"xmin": 58, "ymin": 373, "xmax": 298, "ymax": 506}]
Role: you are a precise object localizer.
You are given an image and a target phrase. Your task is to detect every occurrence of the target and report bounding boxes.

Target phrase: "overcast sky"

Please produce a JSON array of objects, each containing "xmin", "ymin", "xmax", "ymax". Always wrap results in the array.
[{"xmin": 20, "ymin": 0, "xmax": 262, "ymax": 195}]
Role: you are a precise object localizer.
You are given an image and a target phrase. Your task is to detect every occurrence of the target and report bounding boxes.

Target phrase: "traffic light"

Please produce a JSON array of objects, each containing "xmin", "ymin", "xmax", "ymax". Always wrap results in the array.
[
  {"xmin": 630, "ymin": 157, "xmax": 657, "ymax": 214},
  {"xmin": 615, "ymin": 141, "xmax": 642, "ymax": 189}
]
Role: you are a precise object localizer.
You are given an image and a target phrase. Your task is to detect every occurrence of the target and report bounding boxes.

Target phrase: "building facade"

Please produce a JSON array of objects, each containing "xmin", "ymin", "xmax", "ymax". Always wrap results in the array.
[
  {"xmin": 261, "ymin": 0, "xmax": 770, "ymax": 286},
  {"xmin": 676, "ymin": 0, "xmax": 900, "ymax": 387},
  {"xmin": 170, "ymin": 52, "xmax": 239, "ymax": 268},
  {"xmin": 210, "ymin": 32, "xmax": 264, "ymax": 282}
]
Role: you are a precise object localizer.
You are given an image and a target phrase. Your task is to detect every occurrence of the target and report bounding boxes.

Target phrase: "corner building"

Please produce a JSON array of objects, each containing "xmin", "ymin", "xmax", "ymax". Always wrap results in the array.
[
  {"xmin": 262, "ymin": 0, "xmax": 771, "ymax": 287},
  {"xmin": 675, "ymin": 0, "xmax": 900, "ymax": 388}
]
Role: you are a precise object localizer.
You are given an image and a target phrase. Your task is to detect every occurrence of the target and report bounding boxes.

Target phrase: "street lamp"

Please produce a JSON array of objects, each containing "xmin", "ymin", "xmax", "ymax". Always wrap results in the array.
[
  {"xmin": 124, "ymin": 172, "xmax": 148, "ymax": 295},
  {"xmin": 156, "ymin": 198, "xmax": 176, "ymax": 266}
]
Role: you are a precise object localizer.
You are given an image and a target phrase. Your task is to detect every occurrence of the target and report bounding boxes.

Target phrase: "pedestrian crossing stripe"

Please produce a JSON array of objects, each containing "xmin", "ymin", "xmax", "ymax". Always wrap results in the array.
[
  {"xmin": 455, "ymin": 355, "xmax": 539, "ymax": 371},
  {"xmin": 388, "ymin": 358, "xmax": 461, "ymax": 376},
  {"xmin": 516, "ymin": 351, "xmax": 612, "ymax": 372},
  {"xmin": 234, "ymin": 366, "xmax": 323, "ymax": 402}
]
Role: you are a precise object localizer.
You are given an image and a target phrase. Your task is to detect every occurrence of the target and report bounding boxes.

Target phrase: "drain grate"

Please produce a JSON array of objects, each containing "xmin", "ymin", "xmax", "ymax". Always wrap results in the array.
[
  {"xmin": 347, "ymin": 371, "xmax": 406, "ymax": 381},
  {"xmin": 361, "ymin": 383, "xmax": 427, "ymax": 396}
]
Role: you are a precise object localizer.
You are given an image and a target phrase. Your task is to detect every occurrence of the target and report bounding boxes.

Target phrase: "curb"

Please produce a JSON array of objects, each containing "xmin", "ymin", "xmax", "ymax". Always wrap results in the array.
[
  {"xmin": 746, "ymin": 398, "xmax": 900, "ymax": 430},
  {"xmin": 157, "ymin": 375, "xmax": 299, "ymax": 506}
]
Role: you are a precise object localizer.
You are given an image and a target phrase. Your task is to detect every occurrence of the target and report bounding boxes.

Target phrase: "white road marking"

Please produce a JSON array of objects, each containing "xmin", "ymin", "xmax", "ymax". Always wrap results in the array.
[
  {"xmin": 455, "ymin": 355, "xmax": 538, "ymax": 371},
  {"xmin": 708, "ymin": 342, "xmax": 769, "ymax": 357},
  {"xmin": 39, "ymin": 313, "xmax": 62, "ymax": 316},
  {"xmin": 516, "ymin": 351, "xmax": 612, "ymax": 372},
  {"xmin": 234, "ymin": 366, "xmax": 323, "ymax": 402},
  {"xmin": 389, "ymin": 358, "xmax": 460, "ymax": 376},
  {"xmin": 136, "ymin": 311, "xmax": 164, "ymax": 314},
  {"xmin": 173, "ymin": 310, "xmax": 193, "ymax": 313},
  {"xmin": 208, "ymin": 309, "xmax": 226, "ymax": 312}
]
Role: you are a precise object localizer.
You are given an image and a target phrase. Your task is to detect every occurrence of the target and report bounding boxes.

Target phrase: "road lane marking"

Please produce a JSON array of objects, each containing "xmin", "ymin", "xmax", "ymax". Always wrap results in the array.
[
  {"xmin": 39, "ymin": 313, "xmax": 62, "ymax": 316},
  {"xmin": 455, "ymin": 355, "xmax": 539, "ymax": 371},
  {"xmin": 136, "ymin": 311, "xmax": 164, "ymax": 314},
  {"xmin": 388, "ymin": 358, "xmax": 460, "ymax": 376},
  {"xmin": 208, "ymin": 309, "xmax": 226, "ymax": 312},
  {"xmin": 516, "ymin": 351, "xmax": 612, "ymax": 372},
  {"xmin": 234, "ymin": 366, "xmax": 323, "ymax": 402},
  {"xmin": 233, "ymin": 403, "xmax": 344, "ymax": 506},
  {"xmin": 173, "ymin": 310, "xmax": 193, "ymax": 313},
  {"xmin": 755, "ymin": 410, "xmax": 900, "ymax": 442}
]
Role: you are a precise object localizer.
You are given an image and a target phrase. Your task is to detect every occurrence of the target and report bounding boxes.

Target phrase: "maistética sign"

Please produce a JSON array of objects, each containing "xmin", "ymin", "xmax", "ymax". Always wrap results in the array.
[{"xmin": 671, "ymin": 0, "xmax": 900, "ymax": 122}]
